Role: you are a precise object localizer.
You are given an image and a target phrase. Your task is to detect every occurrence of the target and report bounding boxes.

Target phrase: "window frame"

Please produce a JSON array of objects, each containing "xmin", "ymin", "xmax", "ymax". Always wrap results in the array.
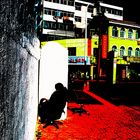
[
  {"xmin": 120, "ymin": 46, "xmax": 125, "ymax": 57},
  {"xmin": 135, "ymin": 48, "xmax": 140, "ymax": 57},
  {"xmin": 120, "ymin": 27, "xmax": 125, "ymax": 38},
  {"xmin": 128, "ymin": 29, "xmax": 133, "ymax": 39},
  {"xmin": 112, "ymin": 26, "xmax": 118, "ymax": 37},
  {"xmin": 112, "ymin": 45, "xmax": 117, "ymax": 52},
  {"xmin": 128, "ymin": 47, "xmax": 133, "ymax": 57}
]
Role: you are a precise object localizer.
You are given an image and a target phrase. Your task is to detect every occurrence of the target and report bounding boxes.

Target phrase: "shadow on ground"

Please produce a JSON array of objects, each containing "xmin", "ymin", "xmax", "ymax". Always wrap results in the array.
[
  {"xmin": 68, "ymin": 81, "xmax": 103, "ymax": 116},
  {"xmin": 69, "ymin": 90, "xmax": 102, "ymax": 104},
  {"xmin": 67, "ymin": 90, "xmax": 102, "ymax": 116},
  {"xmin": 68, "ymin": 80, "xmax": 102, "ymax": 105},
  {"xmin": 89, "ymin": 81, "xmax": 140, "ymax": 106}
]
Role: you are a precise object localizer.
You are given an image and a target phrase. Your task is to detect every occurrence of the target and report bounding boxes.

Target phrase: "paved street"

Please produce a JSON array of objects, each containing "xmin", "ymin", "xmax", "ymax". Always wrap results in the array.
[{"xmin": 35, "ymin": 87, "xmax": 140, "ymax": 140}]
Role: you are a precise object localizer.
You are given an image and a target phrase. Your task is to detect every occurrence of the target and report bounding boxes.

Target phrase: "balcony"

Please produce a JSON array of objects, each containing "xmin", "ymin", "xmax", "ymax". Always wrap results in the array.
[{"xmin": 43, "ymin": 29, "xmax": 74, "ymax": 37}]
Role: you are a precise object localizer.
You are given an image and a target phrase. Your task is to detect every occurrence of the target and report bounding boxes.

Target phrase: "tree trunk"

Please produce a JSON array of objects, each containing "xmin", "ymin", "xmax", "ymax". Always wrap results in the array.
[{"xmin": 0, "ymin": 0, "xmax": 40, "ymax": 140}]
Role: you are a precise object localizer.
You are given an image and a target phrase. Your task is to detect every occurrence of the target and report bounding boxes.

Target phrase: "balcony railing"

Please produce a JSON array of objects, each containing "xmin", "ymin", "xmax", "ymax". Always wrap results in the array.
[{"xmin": 43, "ymin": 29, "xmax": 75, "ymax": 37}]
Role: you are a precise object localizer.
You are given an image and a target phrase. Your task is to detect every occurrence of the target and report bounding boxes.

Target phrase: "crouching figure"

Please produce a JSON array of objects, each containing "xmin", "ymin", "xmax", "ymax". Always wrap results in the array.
[{"xmin": 38, "ymin": 83, "xmax": 68, "ymax": 129}]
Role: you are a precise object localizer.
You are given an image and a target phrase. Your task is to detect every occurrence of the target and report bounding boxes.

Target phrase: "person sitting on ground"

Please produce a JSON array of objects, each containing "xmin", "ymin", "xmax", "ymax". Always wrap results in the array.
[{"xmin": 38, "ymin": 83, "xmax": 68, "ymax": 127}]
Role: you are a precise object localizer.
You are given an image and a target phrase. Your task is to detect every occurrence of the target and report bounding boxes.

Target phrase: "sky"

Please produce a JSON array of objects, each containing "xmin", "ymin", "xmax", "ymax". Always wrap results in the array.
[{"xmin": 82, "ymin": 0, "xmax": 140, "ymax": 24}]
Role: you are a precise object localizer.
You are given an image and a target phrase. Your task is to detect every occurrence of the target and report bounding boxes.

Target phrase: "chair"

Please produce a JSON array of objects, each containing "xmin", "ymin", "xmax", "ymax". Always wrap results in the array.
[
  {"xmin": 42, "ymin": 114, "xmax": 63, "ymax": 129},
  {"xmin": 38, "ymin": 98, "xmax": 66, "ymax": 129},
  {"xmin": 68, "ymin": 90, "xmax": 90, "ymax": 116}
]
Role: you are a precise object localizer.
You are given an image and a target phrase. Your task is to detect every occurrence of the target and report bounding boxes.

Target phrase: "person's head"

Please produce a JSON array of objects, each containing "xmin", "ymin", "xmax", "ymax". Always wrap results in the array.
[{"xmin": 55, "ymin": 83, "xmax": 64, "ymax": 90}]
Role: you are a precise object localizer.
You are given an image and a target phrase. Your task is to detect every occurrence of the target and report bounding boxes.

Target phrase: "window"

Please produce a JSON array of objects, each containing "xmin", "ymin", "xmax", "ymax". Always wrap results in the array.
[
  {"xmin": 67, "ymin": 12, "xmax": 74, "ymax": 17},
  {"xmin": 88, "ymin": 6, "xmax": 93, "ymax": 13},
  {"xmin": 120, "ymin": 46, "xmax": 125, "ymax": 57},
  {"xmin": 112, "ymin": 9, "xmax": 116, "ymax": 14},
  {"xmin": 68, "ymin": 47, "xmax": 76, "ymax": 56},
  {"xmin": 43, "ymin": 21, "xmax": 49, "ymax": 29},
  {"xmin": 51, "ymin": 22, "xmax": 57, "ymax": 29},
  {"xmin": 75, "ymin": 16, "xmax": 81, "ymax": 22},
  {"xmin": 68, "ymin": 0, "xmax": 74, "ymax": 6},
  {"xmin": 106, "ymin": 8, "xmax": 111, "ymax": 13},
  {"xmin": 75, "ymin": 5, "xmax": 81, "ymax": 10},
  {"xmin": 44, "ymin": 9, "xmax": 51, "ymax": 15},
  {"xmin": 128, "ymin": 29, "xmax": 133, "ymax": 39},
  {"xmin": 118, "ymin": 10, "xmax": 123, "ymax": 16},
  {"xmin": 55, "ymin": 11, "xmax": 61, "ymax": 17},
  {"xmin": 112, "ymin": 26, "xmax": 118, "ymax": 37},
  {"xmin": 136, "ymin": 30, "xmax": 140, "ymax": 39},
  {"xmin": 62, "ymin": 11, "xmax": 73, "ymax": 17},
  {"xmin": 128, "ymin": 47, "xmax": 132, "ymax": 56},
  {"xmin": 61, "ymin": 0, "xmax": 67, "ymax": 5},
  {"xmin": 113, "ymin": 10, "xmax": 123, "ymax": 16},
  {"xmin": 58, "ymin": 23, "xmax": 65, "ymax": 30},
  {"xmin": 135, "ymin": 48, "xmax": 140, "ymax": 57},
  {"xmin": 53, "ymin": 0, "xmax": 60, "ymax": 3},
  {"xmin": 120, "ymin": 27, "xmax": 125, "ymax": 38},
  {"xmin": 112, "ymin": 45, "xmax": 117, "ymax": 52},
  {"xmin": 43, "ymin": 21, "xmax": 58, "ymax": 30},
  {"xmin": 75, "ymin": 3, "xmax": 81, "ymax": 11}
]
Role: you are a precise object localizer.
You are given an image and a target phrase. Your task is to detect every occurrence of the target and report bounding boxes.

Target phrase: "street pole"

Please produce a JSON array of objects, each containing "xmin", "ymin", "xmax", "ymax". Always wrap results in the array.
[
  {"xmin": 84, "ymin": 4, "xmax": 89, "ymax": 82},
  {"xmin": 96, "ymin": 12, "xmax": 109, "ymax": 82}
]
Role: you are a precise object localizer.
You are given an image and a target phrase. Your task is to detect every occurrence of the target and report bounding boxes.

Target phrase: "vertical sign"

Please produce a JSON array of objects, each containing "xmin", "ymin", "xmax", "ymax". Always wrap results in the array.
[
  {"xmin": 101, "ymin": 34, "xmax": 108, "ymax": 59},
  {"xmin": 88, "ymin": 38, "xmax": 91, "ymax": 56}
]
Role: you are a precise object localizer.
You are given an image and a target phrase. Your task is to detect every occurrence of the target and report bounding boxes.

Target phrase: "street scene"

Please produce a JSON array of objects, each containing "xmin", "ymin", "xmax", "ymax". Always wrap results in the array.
[
  {"xmin": 36, "ymin": 81, "xmax": 140, "ymax": 140},
  {"xmin": 1, "ymin": 0, "xmax": 140, "ymax": 140}
]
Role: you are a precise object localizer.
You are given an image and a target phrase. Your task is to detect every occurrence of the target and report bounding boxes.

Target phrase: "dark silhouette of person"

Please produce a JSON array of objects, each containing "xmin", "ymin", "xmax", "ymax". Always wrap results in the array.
[
  {"xmin": 38, "ymin": 83, "xmax": 68, "ymax": 127},
  {"xmin": 47, "ymin": 83, "xmax": 68, "ymax": 120}
]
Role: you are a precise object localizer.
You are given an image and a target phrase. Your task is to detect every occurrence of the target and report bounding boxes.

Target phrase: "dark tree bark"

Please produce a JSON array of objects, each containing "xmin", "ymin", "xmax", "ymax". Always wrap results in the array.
[{"xmin": 0, "ymin": 0, "xmax": 40, "ymax": 140}]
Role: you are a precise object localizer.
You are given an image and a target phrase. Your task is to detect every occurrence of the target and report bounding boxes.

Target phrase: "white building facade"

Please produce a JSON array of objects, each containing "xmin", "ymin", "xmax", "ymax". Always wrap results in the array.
[{"xmin": 36, "ymin": 0, "xmax": 123, "ymax": 41}]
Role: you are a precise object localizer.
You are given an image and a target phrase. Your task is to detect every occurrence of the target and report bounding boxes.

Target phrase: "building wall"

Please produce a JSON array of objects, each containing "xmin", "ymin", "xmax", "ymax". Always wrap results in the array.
[
  {"xmin": 47, "ymin": 24, "xmax": 140, "ymax": 59},
  {"xmin": 44, "ymin": 1, "xmax": 75, "ymax": 13},
  {"xmin": 100, "ymin": 2, "xmax": 123, "ymax": 20},
  {"xmin": 42, "ymin": 24, "xmax": 140, "ymax": 81},
  {"xmin": 108, "ymin": 26, "xmax": 140, "ymax": 56},
  {"xmin": 40, "ymin": 0, "xmax": 123, "ymax": 38},
  {"xmin": 54, "ymin": 38, "xmax": 98, "ymax": 56}
]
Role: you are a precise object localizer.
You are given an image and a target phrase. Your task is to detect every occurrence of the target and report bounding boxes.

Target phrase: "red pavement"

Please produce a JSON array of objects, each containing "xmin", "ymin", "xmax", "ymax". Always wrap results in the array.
[{"xmin": 35, "ymin": 90, "xmax": 140, "ymax": 140}]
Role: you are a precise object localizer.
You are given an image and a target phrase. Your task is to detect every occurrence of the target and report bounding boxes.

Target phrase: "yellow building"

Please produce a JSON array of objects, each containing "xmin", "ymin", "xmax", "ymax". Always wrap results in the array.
[
  {"xmin": 42, "ymin": 18, "xmax": 140, "ymax": 84},
  {"xmin": 107, "ymin": 19, "xmax": 140, "ymax": 83}
]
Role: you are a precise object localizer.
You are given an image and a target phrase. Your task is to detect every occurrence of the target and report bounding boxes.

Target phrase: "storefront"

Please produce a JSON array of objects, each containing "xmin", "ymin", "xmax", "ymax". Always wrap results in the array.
[
  {"xmin": 126, "ymin": 57, "xmax": 140, "ymax": 81},
  {"xmin": 68, "ymin": 56, "xmax": 91, "ymax": 80},
  {"xmin": 110, "ymin": 56, "xmax": 140, "ymax": 83}
]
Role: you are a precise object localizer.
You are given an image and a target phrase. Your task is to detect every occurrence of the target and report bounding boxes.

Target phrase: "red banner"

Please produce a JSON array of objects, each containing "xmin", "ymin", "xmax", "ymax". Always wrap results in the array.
[
  {"xmin": 88, "ymin": 38, "xmax": 91, "ymax": 56},
  {"xmin": 101, "ymin": 35, "xmax": 108, "ymax": 59}
]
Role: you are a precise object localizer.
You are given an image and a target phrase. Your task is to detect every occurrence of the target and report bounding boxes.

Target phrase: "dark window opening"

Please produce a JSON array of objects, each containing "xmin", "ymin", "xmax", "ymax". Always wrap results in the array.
[{"xmin": 68, "ymin": 47, "xmax": 76, "ymax": 56}]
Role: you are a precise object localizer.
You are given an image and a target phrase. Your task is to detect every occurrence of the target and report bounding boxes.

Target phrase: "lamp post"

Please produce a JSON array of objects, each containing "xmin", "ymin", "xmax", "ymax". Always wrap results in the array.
[{"xmin": 84, "ymin": 4, "xmax": 89, "ymax": 81}]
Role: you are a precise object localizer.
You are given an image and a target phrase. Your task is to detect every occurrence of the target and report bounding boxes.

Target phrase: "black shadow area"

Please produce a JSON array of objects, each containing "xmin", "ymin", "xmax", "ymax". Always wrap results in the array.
[
  {"xmin": 68, "ymin": 90, "xmax": 102, "ymax": 105},
  {"xmin": 89, "ymin": 81, "xmax": 140, "ymax": 106}
]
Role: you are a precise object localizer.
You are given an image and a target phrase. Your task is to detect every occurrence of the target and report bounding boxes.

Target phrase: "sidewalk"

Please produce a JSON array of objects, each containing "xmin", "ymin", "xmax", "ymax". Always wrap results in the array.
[{"xmin": 35, "ymin": 90, "xmax": 140, "ymax": 140}]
